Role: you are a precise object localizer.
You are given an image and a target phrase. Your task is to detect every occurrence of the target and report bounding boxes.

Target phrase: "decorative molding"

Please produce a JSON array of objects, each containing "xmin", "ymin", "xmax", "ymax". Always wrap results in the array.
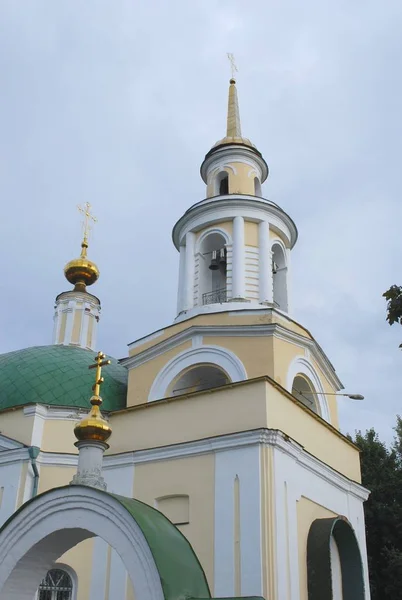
[
  {"xmin": 286, "ymin": 356, "xmax": 331, "ymax": 422},
  {"xmin": 0, "ymin": 435, "xmax": 25, "ymax": 452},
  {"xmin": 200, "ymin": 145, "xmax": 268, "ymax": 184},
  {"xmin": 128, "ymin": 329, "xmax": 165, "ymax": 352},
  {"xmin": 121, "ymin": 321, "xmax": 343, "ymax": 391},
  {"xmin": 195, "ymin": 226, "xmax": 232, "ymax": 253},
  {"xmin": 148, "ymin": 345, "xmax": 248, "ymax": 401},
  {"xmin": 0, "ymin": 448, "xmax": 30, "ymax": 466},
  {"xmin": 172, "ymin": 195, "xmax": 297, "ymax": 250},
  {"xmin": 32, "ymin": 429, "xmax": 369, "ymax": 502}
]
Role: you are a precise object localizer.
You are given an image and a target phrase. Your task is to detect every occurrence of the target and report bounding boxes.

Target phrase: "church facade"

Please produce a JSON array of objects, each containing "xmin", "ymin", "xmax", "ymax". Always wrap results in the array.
[{"xmin": 0, "ymin": 77, "xmax": 370, "ymax": 600}]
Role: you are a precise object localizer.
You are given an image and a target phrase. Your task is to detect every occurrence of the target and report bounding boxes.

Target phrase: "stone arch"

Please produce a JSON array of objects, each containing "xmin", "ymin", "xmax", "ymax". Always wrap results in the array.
[
  {"xmin": 286, "ymin": 356, "xmax": 330, "ymax": 422},
  {"xmin": 196, "ymin": 226, "xmax": 232, "ymax": 253},
  {"xmin": 307, "ymin": 516, "xmax": 365, "ymax": 600},
  {"xmin": 0, "ymin": 485, "xmax": 210, "ymax": 600},
  {"xmin": 148, "ymin": 345, "xmax": 247, "ymax": 402}
]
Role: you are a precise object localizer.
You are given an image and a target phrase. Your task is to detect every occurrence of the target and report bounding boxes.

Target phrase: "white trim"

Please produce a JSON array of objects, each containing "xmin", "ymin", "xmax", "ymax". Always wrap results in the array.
[
  {"xmin": 32, "ymin": 429, "xmax": 368, "ymax": 501},
  {"xmin": 0, "ymin": 448, "xmax": 30, "ymax": 467},
  {"xmin": 200, "ymin": 145, "xmax": 268, "ymax": 184},
  {"xmin": 232, "ymin": 216, "xmax": 245, "ymax": 299},
  {"xmin": 122, "ymin": 321, "xmax": 343, "ymax": 391},
  {"xmin": 0, "ymin": 487, "xmax": 164, "ymax": 600},
  {"xmin": 177, "ymin": 245, "xmax": 186, "ymax": 314},
  {"xmin": 172, "ymin": 196, "xmax": 297, "ymax": 250},
  {"xmin": 195, "ymin": 226, "xmax": 232, "ymax": 253},
  {"xmin": 258, "ymin": 220, "xmax": 272, "ymax": 303},
  {"xmin": 183, "ymin": 232, "xmax": 195, "ymax": 311},
  {"xmin": 286, "ymin": 356, "xmax": 331, "ymax": 422},
  {"xmin": 128, "ymin": 329, "xmax": 165, "ymax": 351},
  {"xmin": 0, "ymin": 435, "xmax": 25, "ymax": 452},
  {"xmin": 148, "ymin": 345, "xmax": 247, "ymax": 401}
]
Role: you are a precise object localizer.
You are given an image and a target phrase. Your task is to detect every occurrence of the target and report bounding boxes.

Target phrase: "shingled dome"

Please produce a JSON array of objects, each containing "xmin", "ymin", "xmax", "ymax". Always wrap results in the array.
[{"xmin": 0, "ymin": 345, "xmax": 127, "ymax": 412}]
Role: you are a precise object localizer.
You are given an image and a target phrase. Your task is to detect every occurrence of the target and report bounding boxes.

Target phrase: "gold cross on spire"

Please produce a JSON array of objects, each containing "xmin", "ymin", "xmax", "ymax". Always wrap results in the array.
[
  {"xmin": 227, "ymin": 53, "xmax": 238, "ymax": 81},
  {"xmin": 88, "ymin": 351, "xmax": 111, "ymax": 398},
  {"xmin": 77, "ymin": 202, "xmax": 97, "ymax": 243}
]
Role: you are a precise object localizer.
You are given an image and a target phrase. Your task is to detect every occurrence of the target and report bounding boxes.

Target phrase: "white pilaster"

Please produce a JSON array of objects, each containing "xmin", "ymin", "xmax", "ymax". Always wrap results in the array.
[
  {"xmin": 70, "ymin": 441, "xmax": 108, "ymax": 490},
  {"xmin": 177, "ymin": 244, "xmax": 186, "ymax": 314},
  {"xmin": 183, "ymin": 232, "xmax": 195, "ymax": 311},
  {"xmin": 232, "ymin": 216, "xmax": 245, "ymax": 299},
  {"xmin": 258, "ymin": 220, "xmax": 273, "ymax": 304}
]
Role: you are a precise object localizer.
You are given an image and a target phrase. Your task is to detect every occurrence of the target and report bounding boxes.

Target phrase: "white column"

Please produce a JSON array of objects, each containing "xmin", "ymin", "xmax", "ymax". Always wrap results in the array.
[
  {"xmin": 176, "ymin": 244, "xmax": 186, "ymax": 314},
  {"xmin": 258, "ymin": 221, "xmax": 273, "ymax": 304},
  {"xmin": 70, "ymin": 441, "xmax": 108, "ymax": 490},
  {"xmin": 183, "ymin": 232, "xmax": 195, "ymax": 311},
  {"xmin": 232, "ymin": 216, "xmax": 245, "ymax": 299},
  {"xmin": 64, "ymin": 301, "xmax": 75, "ymax": 344}
]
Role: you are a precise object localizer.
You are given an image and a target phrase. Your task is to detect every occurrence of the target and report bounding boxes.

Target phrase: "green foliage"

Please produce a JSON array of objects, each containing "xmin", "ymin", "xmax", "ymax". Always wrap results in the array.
[
  {"xmin": 352, "ymin": 420, "xmax": 402, "ymax": 599},
  {"xmin": 383, "ymin": 286, "xmax": 402, "ymax": 348}
]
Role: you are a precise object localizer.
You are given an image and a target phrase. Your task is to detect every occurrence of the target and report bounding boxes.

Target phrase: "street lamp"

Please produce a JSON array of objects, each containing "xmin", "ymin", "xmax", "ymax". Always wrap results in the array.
[{"xmin": 296, "ymin": 391, "xmax": 364, "ymax": 400}]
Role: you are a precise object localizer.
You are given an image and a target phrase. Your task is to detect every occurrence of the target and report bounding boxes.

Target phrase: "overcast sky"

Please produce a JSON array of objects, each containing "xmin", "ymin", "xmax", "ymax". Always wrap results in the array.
[{"xmin": 0, "ymin": 1, "xmax": 401, "ymax": 443}]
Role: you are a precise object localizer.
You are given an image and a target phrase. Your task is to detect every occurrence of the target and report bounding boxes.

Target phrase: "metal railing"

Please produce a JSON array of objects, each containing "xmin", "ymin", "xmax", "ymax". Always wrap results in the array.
[{"xmin": 202, "ymin": 288, "xmax": 227, "ymax": 305}]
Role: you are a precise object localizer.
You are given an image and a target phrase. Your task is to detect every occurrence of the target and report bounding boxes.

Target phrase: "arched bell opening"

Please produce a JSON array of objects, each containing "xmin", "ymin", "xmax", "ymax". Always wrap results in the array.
[
  {"xmin": 168, "ymin": 363, "xmax": 230, "ymax": 396},
  {"xmin": 292, "ymin": 374, "xmax": 320, "ymax": 414},
  {"xmin": 215, "ymin": 171, "xmax": 229, "ymax": 196},
  {"xmin": 272, "ymin": 242, "xmax": 288, "ymax": 311},
  {"xmin": 254, "ymin": 176, "xmax": 262, "ymax": 196},
  {"xmin": 199, "ymin": 232, "xmax": 227, "ymax": 306}
]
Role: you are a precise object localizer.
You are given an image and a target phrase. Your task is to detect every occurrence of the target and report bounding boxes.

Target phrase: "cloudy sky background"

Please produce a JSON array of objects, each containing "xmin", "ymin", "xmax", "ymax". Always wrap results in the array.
[{"xmin": 0, "ymin": 1, "xmax": 401, "ymax": 442}]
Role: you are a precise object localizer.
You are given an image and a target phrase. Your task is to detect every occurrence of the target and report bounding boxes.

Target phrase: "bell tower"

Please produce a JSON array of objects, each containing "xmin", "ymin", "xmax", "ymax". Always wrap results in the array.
[{"xmin": 174, "ymin": 77, "xmax": 297, "ymax": 320}]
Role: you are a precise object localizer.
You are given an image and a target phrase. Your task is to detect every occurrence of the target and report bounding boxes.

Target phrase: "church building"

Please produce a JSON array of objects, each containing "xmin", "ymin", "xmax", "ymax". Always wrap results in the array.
[{"xmin": 0, "ymin": 76, "xmax": 370, "ymax": 600}]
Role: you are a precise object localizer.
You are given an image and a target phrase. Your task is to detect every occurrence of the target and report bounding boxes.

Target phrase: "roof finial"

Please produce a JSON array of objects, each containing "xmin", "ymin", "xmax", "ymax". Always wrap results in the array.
[
  {"xmin": 64, "ymin": 203, "xmax": 100, "ymax": 291},
  {"xmin": 226, "ymin": 53, "xmax": 241, "ymax": 138},
  {"xmin": 77, "ymin": 202, "xmax": 97, "ymax": 257}
]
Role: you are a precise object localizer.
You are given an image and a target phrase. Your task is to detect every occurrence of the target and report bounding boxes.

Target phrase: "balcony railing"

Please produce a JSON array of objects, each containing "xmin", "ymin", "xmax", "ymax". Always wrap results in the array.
[{"xmin": 202, "ymin": 288, "xmax": 227, "ymax": 306}]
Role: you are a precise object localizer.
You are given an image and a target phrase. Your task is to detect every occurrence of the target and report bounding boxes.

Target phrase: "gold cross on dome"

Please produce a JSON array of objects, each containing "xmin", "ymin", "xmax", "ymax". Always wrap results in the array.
[
  {"xmin": 227, "ymin": 53, "xmax": 238, "ymax": 80},
  {"xmin": 89, "ymin": 351, "xmax": 111, "ymax": 397},
  {"xmin": 77, "ymin": 202, "xmax": 97, "ymax": 242}
]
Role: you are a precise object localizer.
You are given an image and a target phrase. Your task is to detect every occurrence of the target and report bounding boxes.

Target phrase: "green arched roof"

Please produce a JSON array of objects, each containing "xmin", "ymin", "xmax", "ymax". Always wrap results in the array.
[{"xmin": 0, "ymin": 345, "xmax": 127, "ymax": 412}]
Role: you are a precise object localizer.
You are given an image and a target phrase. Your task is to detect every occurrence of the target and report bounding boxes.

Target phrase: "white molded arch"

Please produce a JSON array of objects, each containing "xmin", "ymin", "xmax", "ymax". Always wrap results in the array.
[
  {"xmin": 148, "ymin": 345, "xmax": 248, "ymax": 402},
  {"xmin": 271, "ymin": 238, "xmax": 288, "ymax": 312},
  {"xmin": 0, "ymin": 487, "xmax": 164, "ymax": 600},
  {"xmin": 195, "ymin": 226, "xmax": 232, "ymax": 253},
  {"xmin": 286, "ymin": 356, "xmax": 330, "ymax": 422}
]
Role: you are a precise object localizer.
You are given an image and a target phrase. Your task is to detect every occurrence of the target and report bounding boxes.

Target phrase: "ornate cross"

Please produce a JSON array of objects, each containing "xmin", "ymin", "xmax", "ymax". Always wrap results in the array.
[
  {"xmin": 89, "ymin": 351, "xmax": 111, "ymax": 397},
  {"xmin": 227, "ymin": 53, "xmax": 238, "ymax": 80},
  {"xmin": 77, "ymin": 202, "xmax": 97, "ymax": 242}
]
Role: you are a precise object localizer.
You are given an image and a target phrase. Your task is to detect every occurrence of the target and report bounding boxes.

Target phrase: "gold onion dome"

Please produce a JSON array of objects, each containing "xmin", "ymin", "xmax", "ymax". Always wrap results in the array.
[
  {"xmin": 64, "ymin": 238, "xmax": 100, "ymax": 292},
  {"xmin": 74, "ymin": 395, "xmax": 112, "ymax": 443},
  {"xmin": 74, "ymin": 351, "xmax": 112, "ymax": 444}
]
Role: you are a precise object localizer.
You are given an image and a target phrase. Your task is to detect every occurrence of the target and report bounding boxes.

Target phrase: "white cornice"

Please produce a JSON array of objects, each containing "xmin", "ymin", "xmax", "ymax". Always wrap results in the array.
[
  {"xmin": 0, "ymin": 448, "xmax": 30, "ymax": 466},
  {"xmin": 172, "ymin": 195, "xmax": 297, "ymax": 250},
  {"xmin": 0, "ymin": 434, "xmax": 25, "ymax": 451},
  {"xmin": 200, "ymin": 145, "xmax": 269, "ymax": 183},
  {"xmin": 34, "ymin": 429, "xmax": 368, "ymax": 501},
  {"xmin": 122, "ymin": 320, "xmax": 342, "ymax": 390}
]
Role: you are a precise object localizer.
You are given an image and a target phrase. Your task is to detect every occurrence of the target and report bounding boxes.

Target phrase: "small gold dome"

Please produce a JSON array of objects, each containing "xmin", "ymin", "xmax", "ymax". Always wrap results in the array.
[
  {"xmin": 64, "ymin": 240, "xmax": 99, "ymax": 290},
  {"xmin": 74, "ymin": 396, "xmax": 112, "ymax": 444}
]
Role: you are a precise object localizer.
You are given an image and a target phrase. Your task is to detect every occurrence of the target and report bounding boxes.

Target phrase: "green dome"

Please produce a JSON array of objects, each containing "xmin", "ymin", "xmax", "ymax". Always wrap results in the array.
[{"xmin": 0, "ymin": 345, "xmax": 127, "ymax": 412}]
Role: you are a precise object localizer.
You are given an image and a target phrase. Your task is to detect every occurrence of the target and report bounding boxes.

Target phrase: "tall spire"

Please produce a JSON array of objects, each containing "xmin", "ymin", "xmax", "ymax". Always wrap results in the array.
[{"xmin": 226, "ymin": 78, "xmax": 242, "ymax": 139}]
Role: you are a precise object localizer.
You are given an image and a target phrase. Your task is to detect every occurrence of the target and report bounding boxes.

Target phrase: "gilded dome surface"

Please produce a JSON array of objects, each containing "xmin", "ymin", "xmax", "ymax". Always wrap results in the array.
[{"xmin": 0, "ymin": 345, "xmax": 127, "ymax": 411}]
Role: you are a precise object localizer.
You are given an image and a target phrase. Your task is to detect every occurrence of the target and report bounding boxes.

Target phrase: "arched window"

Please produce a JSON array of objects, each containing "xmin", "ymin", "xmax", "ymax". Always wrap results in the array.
[
  {"xmin": 272, "ymin": 243, "xmax": 288, "ymax": 311},
  {"xmin": 169, "ymin": 363, "xmax": 230, "ymax": 396},
  {"xmin": 216, "ymin": 171, "xmax": 229, "ymax": 196},
  {"xmin": 38, "ymin": 568, "xmax": 73, "ymax": 600},
  {"xmin": 254, "ymin": 177, "xmax": 262, "ymax": 196},
  {"xmin": 292, "ymin": 374, "xmax": 319, "ymax": 414},
  {"xmin": 199, "ymin": 232, "xmax": 227, "ymax": 306}
]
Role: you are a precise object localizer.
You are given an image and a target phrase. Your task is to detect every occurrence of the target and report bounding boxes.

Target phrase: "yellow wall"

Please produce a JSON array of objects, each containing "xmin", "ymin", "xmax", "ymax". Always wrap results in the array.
[
  {"xmin": 244, "ymin": 220, "xmax": 259, "ymax": 247},
  {"xmin": 41, "ymin": 419, "xmax": 79, "ymax": 454},
  {"xmin": 71, "ymin": 308, "xmax": 83, "ymax": 345},
  {"xmin": 58, "ymin": 539, "xmax": 95, "ymax": 600},
  {"xmin": 264, "ymin": 380, "xmax": 360, "ymax": 481},
  {"xmin": 203, "ymin": 335, "xmax": 274, "ymax": 379},
  {"xmin": 297, "ymin": 497, "xmax": 337, "ymax": 600},
  {"xmin": 58, "ymin": 312, "xmax": 67, "ymax": 344},
  {"xmin": 195, "ymin": 220, "xmax": 233, "ymax": 241},
  {"xmin": 38, "ymin": 466, "xmax": 76, "ymax": 493},
  {"xmin": 0, "ymin": 408, "xmax": 34, "ymax": 446},
  {"xmin": 127, "ymin": 341, "xmax": 192, "ymax": 405},
  {"xmin": 134, "ymin": 454, "xmax": 215, "ymax": 588}
]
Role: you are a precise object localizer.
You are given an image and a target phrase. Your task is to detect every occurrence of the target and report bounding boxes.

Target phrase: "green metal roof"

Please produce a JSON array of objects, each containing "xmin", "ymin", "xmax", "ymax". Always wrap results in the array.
[
  {"xmin": 0, "ymin": 345, "xmax": 127, "ymax": 412},
  {"xmin": 112, "ymin": 493, "xmax": 211, "ymax": 600}
]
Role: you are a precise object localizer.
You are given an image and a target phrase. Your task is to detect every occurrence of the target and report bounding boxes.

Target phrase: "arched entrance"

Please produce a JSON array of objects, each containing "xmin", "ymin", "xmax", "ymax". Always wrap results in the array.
[
  {"xmin": 307, "ymin": 516, "xmax": 365, "ymax": 600},
  {"xmin": 0, "ymin": 485, "xmax": 211, "ymax": 600}
]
